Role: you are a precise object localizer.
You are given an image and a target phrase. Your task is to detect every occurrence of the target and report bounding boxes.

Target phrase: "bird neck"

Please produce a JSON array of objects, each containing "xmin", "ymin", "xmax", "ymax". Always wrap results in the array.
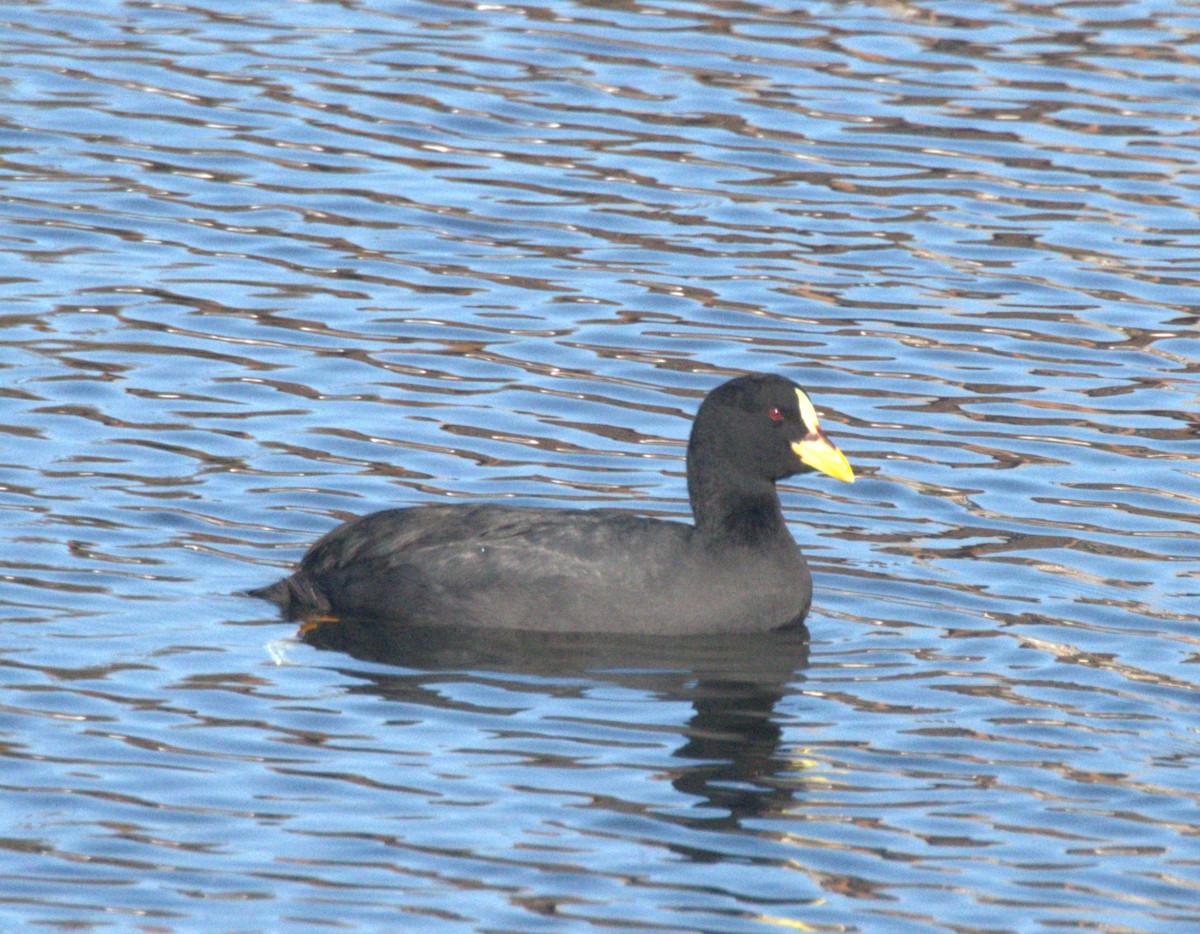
[{"xmin": 689, "ymin": 473, "xmax": 790, "ymax": 547}]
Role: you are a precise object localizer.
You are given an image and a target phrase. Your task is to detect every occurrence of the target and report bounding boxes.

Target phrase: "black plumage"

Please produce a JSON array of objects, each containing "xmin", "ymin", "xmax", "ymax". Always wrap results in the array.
[{"xmin": 250, "ymin": 373, "xmax": 854, "ymax": 633}]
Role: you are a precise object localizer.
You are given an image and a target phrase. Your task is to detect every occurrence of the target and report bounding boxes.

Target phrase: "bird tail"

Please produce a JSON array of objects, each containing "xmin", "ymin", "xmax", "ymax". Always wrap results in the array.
[{"xmin": 247, "ymin": 574, "xmax": 327, "ymax": 619}]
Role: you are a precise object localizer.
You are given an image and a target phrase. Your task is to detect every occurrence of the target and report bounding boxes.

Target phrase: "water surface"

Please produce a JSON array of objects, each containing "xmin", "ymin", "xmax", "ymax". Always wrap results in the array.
[{"xmin": 1, "ymin": 1, "xmax": 1198, "ymax": 931}]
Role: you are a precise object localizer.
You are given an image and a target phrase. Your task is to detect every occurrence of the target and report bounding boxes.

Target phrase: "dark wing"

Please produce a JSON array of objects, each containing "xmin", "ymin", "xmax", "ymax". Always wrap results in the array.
[{"xmin": 294, "ymin": 503, "xmax": 696, "ymax": 628}]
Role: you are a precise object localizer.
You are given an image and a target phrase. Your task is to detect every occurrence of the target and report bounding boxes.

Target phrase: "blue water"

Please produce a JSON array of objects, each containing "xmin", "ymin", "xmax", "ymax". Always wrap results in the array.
[{"xmin": 1, "ymin": 0, "xmax": 1197, "ymax": 931}]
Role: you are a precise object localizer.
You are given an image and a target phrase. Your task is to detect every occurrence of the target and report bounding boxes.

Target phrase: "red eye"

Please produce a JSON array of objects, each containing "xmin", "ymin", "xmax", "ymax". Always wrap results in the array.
[{"xmin": 767, "ymin": 406, "xmax": 784, "ymax": 422}]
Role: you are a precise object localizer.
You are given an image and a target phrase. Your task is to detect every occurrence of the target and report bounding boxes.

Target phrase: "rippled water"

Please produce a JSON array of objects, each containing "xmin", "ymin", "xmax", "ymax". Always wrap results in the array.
[{"xmin": 2, "ymin": 0, "xmax": 1198, "ymax": 931}]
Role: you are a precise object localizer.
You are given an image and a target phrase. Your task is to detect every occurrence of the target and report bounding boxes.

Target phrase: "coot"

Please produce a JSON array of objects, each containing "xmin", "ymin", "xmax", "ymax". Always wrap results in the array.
[{"xmin": 250, "ymin": 373, "xmax": 854, "ymax": 633}]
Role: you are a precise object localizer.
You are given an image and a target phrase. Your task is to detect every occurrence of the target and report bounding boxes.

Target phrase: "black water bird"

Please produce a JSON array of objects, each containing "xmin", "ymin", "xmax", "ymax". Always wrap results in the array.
[{"xmin": 250, "ymin": 373, "xmax": 854, "ymax": 633}]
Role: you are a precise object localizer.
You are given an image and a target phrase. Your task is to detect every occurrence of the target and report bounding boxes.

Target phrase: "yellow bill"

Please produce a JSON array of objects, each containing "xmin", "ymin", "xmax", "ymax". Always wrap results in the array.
[
  {"xmin": 791, "ymin": 432, "xmax": 855, "ymax": 483},
  {"xmin": 791, "ymin": 387, "xmax": 854, "ymax": 483}
]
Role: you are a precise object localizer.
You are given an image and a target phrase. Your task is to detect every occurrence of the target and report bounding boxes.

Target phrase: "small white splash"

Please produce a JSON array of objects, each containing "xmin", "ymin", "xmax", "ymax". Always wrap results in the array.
[{"xmin": 265, "ymin": 637, "xmax": 299, "ymax": 666}]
